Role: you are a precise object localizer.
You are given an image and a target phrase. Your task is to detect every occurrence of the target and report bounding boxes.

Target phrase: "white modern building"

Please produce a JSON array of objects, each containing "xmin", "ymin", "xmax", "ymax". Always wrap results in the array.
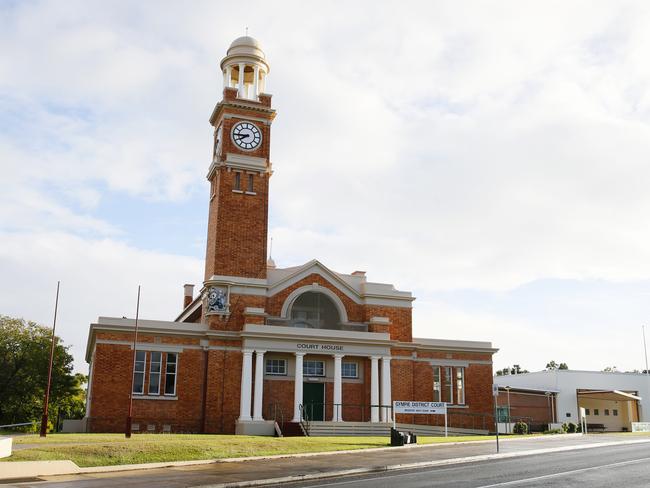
[{"xmin": 494, "ymin": 370, "xmax": 650, "ymax": 432}]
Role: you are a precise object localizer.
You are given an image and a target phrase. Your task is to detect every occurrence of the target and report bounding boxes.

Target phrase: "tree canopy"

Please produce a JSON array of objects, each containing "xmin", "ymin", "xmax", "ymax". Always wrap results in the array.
[
  {"xmin": 495, "ymin": 364, "xmax": 529, "ymax": 376},
  {"xmin": 0, "ymin": 315, "xmax": 85, "ymax": 428},
  {"xmin": 545, "ymin": 360, "xmax": 569, "ymax": 370}
]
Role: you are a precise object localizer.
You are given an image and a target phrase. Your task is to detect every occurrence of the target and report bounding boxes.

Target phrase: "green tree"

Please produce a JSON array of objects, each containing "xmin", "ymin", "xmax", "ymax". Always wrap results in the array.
[
  {"xmin": 545, "ymin": 361, "xmax": 569, "ymax": 370},
  {"xmin": 0, "ymin": 315, "xmax": 83, "ymax": 429},
  {"xmin": 495, "ymin": 364, "xmax": 529, "ymax": 376}
]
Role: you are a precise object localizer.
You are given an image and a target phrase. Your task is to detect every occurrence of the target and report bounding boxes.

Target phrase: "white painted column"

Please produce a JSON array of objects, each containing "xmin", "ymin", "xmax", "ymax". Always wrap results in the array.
[
  {"xmin": 253, "ymin": 65, "xmax": 260, "ymax": 99},
  {"xmin": 225, "ymin": 66, "xmax": 232, "ymax": 88},
  {"xmin": 333, "ymin": 354, "xmax": 344, "ymax": 422},
  {"xmin": 239, "ymin": 349, "xmax": 254, "ymax": 421},
  {"xmin": 253, "ymin": 350, "xmax": 266, "ymax": 421},
  {"xmin": 237, "ymin": 63, "xmax": 245, "ymax": 97},
  {"xmin": 370, "ymin": 356, "xmax": 380, "ymax": 423},
  {"xmin": 292, "ymin": 352, "xmax": 305, "ymax": 422},
  {"xmin": 380, "ymin": 357, "xmax": 392, "ymax": 423},
  {"xmin": 260, "ymin": 70, "xmax": 266, "ymax": 93}
]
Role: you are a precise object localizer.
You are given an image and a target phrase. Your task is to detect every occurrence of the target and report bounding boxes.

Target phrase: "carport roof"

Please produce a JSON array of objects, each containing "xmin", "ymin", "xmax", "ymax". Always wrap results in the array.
[{"xmin": 577, "ymin": 390, "xmax": 642, "ymax": 401}]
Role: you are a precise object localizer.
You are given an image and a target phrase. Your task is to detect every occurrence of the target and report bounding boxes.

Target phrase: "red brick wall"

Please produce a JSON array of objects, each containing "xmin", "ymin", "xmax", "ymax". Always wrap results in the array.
[{"xmin": 204, "ymin": 100, "xmax": 275, "ymax": 281}]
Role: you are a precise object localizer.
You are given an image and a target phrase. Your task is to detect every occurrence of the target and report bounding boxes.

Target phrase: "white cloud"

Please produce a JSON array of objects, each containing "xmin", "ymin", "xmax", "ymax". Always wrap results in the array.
[{"xmin": 2, "ymin": 0, "xmax": 650, "ymax": 372}]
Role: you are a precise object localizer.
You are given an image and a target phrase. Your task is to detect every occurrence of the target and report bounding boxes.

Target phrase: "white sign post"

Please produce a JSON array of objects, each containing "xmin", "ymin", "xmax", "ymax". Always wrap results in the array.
[{"xmin": 393, "ymin": 401, "xmax": 448, "ymax": 437}]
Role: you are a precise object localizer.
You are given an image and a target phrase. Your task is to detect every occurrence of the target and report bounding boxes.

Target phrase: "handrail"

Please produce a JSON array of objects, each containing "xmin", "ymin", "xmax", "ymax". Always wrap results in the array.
[{"xmin": 299, "ymin": 404, "xmax": 311, "ymax": 435}]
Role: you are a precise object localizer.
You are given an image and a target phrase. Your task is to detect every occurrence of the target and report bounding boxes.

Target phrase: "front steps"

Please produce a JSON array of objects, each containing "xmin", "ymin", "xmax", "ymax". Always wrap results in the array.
[{"xmin": 304, "ymin": 421, "xmax": 489, "ymax": 437}]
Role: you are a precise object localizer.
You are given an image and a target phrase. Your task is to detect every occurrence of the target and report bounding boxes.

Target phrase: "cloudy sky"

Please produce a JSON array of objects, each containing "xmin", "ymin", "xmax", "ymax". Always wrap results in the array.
[{"xmin": 2, "ymin": 0, "xmax": 650, "ymax": 374}]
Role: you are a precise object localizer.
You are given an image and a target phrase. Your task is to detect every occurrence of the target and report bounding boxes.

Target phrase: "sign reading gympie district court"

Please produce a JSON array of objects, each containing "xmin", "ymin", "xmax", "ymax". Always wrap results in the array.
[{"xmin": 393, "ymin": 401, "xmax": 447, "ymax": 415}]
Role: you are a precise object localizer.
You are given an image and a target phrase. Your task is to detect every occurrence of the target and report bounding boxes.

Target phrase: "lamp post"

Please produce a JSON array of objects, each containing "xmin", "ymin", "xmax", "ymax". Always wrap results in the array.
[{"xmin": 505, "ymin": 386, "xmax": 512, "ymax": 434}]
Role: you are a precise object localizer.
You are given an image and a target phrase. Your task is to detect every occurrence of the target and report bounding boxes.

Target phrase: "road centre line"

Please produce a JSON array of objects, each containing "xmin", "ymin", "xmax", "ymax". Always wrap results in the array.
[
  {"xmin": 308, "ymin": 452, "xmax": 650, "ymax": 488},
  {"xmin": 475, "ymin": 456, "xmax": 650, "ymax": 488}
]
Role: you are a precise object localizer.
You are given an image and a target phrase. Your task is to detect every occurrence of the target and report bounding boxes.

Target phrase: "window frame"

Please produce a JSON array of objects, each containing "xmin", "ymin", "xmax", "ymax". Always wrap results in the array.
[
  {"xmin": 148, "ymin": 351, "xmax": 162, "ymax": 395},
  {"xmin": 247, "ymin": 173, "xmax": 254, "ymax": 192},
  {"xmin": 303, "ymin": 360, "xmax": 325, "ymax": 377},
  {"xmin": 234, "ymin": 172, "xmax": 242, "ymax": 191},
  {"xmin": 433, "ymin": 366, "xmax": 441, "ymax": 402},
  {"xmin": 265, "ymin": 358, "xmax": 287, "ymax": 376},
  {"xmin": 341, "ymin": 362, "xmax": 358, "ymax": 379},
  {"xmin": 456, "ymin": 367, "xmax": 465, "ymax": 405},
  {"xmin": 164, "ymin": 352, "xmax": 178, "ymax": 396},
  {"xmin": 133, "ymin": 350, "xmax": 146, "ymax": 395},
  {"xmin": 444, "ymin": 366, "xmax": 453, "ymax": 403}
]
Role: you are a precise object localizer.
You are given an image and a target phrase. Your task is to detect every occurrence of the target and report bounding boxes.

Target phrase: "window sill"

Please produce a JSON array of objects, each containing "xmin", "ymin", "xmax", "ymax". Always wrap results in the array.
[
  {"xmin": 447, "ymin": 404, "xmax": 468, "ymax": 409},
  {"xmin": 245, "ymin": 191, "xmax": 257, "ymax": 196},
  {"xmin": 232, "ymin": 189, "xmax": 244, "ymax": 194},
  {"xmin": 133, "ymin": 395, "xmax": 178, "ymax": 401}
]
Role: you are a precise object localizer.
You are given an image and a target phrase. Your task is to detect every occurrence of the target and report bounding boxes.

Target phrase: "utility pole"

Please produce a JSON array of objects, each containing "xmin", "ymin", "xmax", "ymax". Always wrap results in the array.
[
  {"xmin": 641, "ymin": 325, "xmax": 650, "ymax": 375},
  {"xmin": 40, "ymin": 281, "xmax": 61, "ymax": 437},
  {"xmin": 125, "ymin": 285, "xmax": 141, "ymax": 438}
]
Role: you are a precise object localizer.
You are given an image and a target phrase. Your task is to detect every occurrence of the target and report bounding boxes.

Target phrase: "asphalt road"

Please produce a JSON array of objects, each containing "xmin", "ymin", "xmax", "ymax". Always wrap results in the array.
[
  {"xmin": 283, "ymin": 442, "xmax": 650, "ymax": 488},
  {"xmin": 4, "ymin": 436, "xmax": 650, "ymax": 488}
]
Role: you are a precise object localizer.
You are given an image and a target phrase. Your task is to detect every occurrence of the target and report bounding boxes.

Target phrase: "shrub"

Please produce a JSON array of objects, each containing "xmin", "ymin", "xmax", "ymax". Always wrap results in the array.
[
  {"xmin": 563, "ymin": 422, "xmax": 577, "ymax": 433},
  {"xmin": 543, "ymin": 428, "xmax": 564, "ymax": 434},
  {"xmin": 513, "ymin": 421, "xmax": 528, "ymax": 435}
]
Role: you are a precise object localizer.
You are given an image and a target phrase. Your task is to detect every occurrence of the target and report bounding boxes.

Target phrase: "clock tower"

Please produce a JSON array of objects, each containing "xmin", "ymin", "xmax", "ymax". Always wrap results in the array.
[{"xmin": 202, "ymin": 36, "xmax": 276, "ymax": 323}]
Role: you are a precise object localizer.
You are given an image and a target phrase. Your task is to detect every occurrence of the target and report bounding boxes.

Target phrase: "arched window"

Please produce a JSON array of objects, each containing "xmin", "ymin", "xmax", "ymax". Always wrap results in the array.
[{"xmin": 289, "ymin": 292, "xmax": 342, "ymax": 329}]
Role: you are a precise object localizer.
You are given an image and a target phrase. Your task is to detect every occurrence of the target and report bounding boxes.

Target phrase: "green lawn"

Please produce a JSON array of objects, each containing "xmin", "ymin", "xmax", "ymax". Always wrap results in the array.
[{"xmin": 3, "ymin": 433, "xmax": 498, "ymax": 467}]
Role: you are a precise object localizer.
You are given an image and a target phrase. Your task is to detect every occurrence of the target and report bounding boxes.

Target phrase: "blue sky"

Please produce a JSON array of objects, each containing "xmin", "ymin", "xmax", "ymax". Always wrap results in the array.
[{"xmin": 2, "ymin": 0, "xmax": 650, "ymax": 373}]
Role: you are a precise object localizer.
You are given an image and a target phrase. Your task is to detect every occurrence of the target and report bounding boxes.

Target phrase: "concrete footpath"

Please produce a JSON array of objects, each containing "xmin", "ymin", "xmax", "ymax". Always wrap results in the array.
[{"xmin": 3, "ymin": 434, "xmax": 650, "ymax": 487}]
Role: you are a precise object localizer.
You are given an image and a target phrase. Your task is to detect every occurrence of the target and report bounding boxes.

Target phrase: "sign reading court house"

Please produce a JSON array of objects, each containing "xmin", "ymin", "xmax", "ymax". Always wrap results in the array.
[
  {"xmin": 393, "ymin": 401, "xmax": 447, "ymax": 415},
  {"xmin": 297, "ymin": 343, "xmax": 344, "ymax": 352}
]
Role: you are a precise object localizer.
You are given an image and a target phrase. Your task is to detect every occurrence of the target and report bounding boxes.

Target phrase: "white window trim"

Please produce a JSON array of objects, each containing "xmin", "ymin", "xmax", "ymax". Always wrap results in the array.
[
  {"xmin": 341, "ymin": 361, "xmax": 358, "ymax": 379},
  {"xmin": 265, "ymin": 358, "xmax": 287, "ymax": 376},
  {"xmin": 133, "ymin": 350, "xmax": 147, "ymax": 395},
  {"xmin": 164, "ymin": 352, "xmax": 178, "ymax": 396},
  {"xmin": 433, "ymin": 366, "xmax": 441, "ymax": 402},
  {"xmin": 148, "ymin": 352, "xmax": 162, "ymax": 395},
  {"xmin": 303, "ymin": 360, "xmax": 325, "ymax": 377},
  {"xmin": 456, "ymin": 367, "xmax": 465, "ymax": 405}
]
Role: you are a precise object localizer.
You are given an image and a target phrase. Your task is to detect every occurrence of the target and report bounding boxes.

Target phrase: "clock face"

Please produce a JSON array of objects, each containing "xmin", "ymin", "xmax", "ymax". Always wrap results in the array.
[{"xmin": 231, "ymin": 121, "xmax": 262, "ymax": 151}]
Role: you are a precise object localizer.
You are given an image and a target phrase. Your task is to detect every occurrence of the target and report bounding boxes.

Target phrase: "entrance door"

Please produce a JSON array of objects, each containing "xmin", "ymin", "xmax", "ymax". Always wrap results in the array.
[{"xmin": 303, "ymin": 383, "xmax": 325, "ymax": 421}]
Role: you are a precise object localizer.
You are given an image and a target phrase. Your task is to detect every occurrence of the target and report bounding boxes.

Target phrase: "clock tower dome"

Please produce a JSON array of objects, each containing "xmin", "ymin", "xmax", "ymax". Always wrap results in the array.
[{"xmin": 203, "ymin": 36, "xmax": 276, "ymax": 322}]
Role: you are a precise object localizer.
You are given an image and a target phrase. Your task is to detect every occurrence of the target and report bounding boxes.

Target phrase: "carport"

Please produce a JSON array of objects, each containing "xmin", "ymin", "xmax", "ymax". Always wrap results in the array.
[{"xmin": 577, "ymin": 390, "xmax": 641, "ymax": 432}]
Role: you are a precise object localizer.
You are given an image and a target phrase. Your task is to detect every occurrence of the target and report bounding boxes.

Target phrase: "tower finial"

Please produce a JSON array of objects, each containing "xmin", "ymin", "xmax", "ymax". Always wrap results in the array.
[
  {"xmin": 269, "ymin": 237, "xmax": 273, "ymax": 259},
  {"xmin": 245, "ymin": 26, "xmax": 248, "ymax": 36}
]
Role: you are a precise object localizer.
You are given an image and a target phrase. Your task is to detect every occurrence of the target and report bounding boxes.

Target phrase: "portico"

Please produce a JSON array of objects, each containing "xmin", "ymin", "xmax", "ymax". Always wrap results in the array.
[{"xmin": 236, "ymin": 324, "xmax": 393, "ymax": 434}]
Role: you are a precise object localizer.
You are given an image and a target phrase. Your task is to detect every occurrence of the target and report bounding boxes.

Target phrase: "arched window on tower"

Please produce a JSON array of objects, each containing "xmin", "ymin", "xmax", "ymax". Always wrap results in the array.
[{"xmin": 289, "ymin": 292, "xmax": 342, "ymax": 330}]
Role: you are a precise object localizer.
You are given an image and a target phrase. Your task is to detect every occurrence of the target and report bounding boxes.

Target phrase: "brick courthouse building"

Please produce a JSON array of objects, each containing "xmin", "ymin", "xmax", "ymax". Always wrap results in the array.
[{"xmin": 84, "ymin": 36, "xmax": 498, "ymax": 435}]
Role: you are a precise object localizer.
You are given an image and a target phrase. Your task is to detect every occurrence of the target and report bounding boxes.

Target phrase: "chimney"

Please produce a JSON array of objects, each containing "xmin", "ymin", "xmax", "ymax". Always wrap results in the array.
[{"xmin": 183, "ymin": 284, "xmax": 194, "ymax": 308}]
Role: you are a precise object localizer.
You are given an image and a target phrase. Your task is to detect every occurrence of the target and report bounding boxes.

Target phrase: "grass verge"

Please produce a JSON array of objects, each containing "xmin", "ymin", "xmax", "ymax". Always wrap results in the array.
[{"xmin": 3, "ymin": 433, "xmax": 502, "ymax": 467}]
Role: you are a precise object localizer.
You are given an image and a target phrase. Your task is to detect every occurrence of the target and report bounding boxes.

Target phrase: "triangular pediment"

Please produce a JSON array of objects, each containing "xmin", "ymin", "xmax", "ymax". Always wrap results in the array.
[{"xmin": 267, "ymin": 259, "xmax": 363, "ymax": 304}]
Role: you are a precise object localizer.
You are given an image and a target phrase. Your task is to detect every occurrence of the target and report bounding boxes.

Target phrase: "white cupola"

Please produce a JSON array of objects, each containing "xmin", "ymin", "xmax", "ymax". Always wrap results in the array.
[{"xmin": 220, "ymin": 36, "xmax": 270, "ymax": 101}]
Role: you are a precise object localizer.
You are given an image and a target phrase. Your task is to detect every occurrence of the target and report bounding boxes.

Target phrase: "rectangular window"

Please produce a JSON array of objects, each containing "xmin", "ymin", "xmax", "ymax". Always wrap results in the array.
[
  {"xmin": 165, "ymin": 353, "xmax": 177, "ymax": 396},
  {"xmin": 133, "ymin": 351, "xmax": 146, "ymax": 395},
  {"xmin": 148, "ymin": 352, "xmax": 162, "ymax": 395},
  {"xmin": 265, "ymin": 358, "xmax": 287, "ymax": 375},
  {"xmin": 585, "ymin": 408, "xmax": 590, "ymax": 416},
  {"xmin": 234, "ymin": 172, "xmax": 241, "ymax": 190},
  {"xmin": 433, "ymin": 366, "xmax": 441, "ymax": 402},
  {"xmin": 456, "ymin": 367, "xmax": 465, "ymax": 405},
  {"xmin": 594, "ymin": 409, "xmax": 599, "ymax": 416},
  {"xmin": 247, "ymin": 174, "xmax": 254, "ymax": 192},
  {"xmin": 444, "ymin": 367, "xmax": 453, "ymax": 403},
  {"xmin": 303, "ymin": 360, "xmax": 325, "ymax": 377},
  {"xmin": 605, "ymin": 409, "xmax": 610, "ymax": 416},
  {"xmin": 613, "ymin": 409, "xmax": 618, "ymax": 416},
  {"xmin": 342, "ymin": 362, "xmax": 358, "ymax": 378}
]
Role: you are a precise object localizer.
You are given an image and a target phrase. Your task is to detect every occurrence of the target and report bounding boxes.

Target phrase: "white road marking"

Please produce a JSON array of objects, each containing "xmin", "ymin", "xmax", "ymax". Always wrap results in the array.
[
  {"xmin": 309, "ymin": 454, "xmax": 650, "ymax": 488},
  {"xmin": 475, "ymin": 456, "xmax": 650, "ymax": 487}
]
